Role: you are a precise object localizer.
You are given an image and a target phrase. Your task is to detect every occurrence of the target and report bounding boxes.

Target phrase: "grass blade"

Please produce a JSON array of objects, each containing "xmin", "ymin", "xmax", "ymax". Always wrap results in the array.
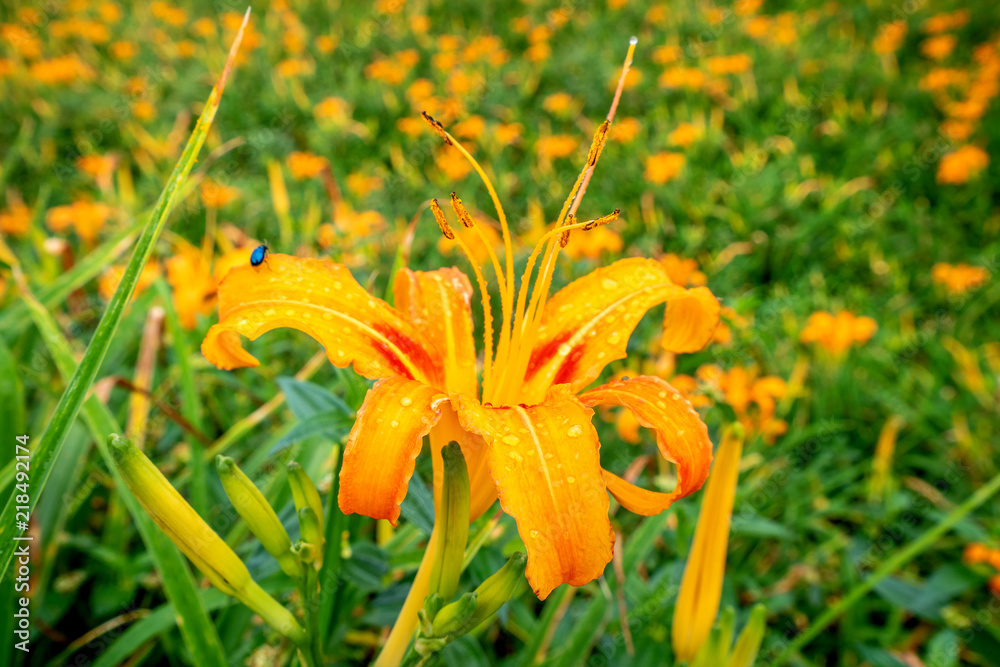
[{"xmin": 0, "ymin": 9, "xmax": 250, "ymax": 585}]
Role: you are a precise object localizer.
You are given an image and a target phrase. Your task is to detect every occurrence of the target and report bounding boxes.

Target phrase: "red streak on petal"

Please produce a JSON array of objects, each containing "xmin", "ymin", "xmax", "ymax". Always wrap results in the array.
[
  {"xmin": 371, "ymin": 322, "xmax": 440, "ymax": 383},
  {"xmin": 524, "ymin": 329, "xmax": 583, "ymax": 387}
]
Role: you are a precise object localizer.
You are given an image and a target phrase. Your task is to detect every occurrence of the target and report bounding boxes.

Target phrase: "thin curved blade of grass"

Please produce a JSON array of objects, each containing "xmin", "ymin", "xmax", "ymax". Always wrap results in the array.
[
  {"xmin": 0, "ymin": 9, "xmax": 250, "ymax": 584},
  {"xmin": 16, "ymin": 275, "xmax": 229, "ymax": 665},
  {"xmin": 770, "ymin": 468, "xmax": 1000, "ymax": 665}
]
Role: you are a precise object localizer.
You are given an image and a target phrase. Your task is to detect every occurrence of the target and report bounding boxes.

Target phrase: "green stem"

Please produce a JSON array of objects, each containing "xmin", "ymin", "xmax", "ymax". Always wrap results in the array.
[
  {"xmin": 297, "ymin": 565, "xmax": 324, "ymax": 667},
  {"xmin": 770, "ymin": 469, "xmax": 1000, "ymax": 665}
]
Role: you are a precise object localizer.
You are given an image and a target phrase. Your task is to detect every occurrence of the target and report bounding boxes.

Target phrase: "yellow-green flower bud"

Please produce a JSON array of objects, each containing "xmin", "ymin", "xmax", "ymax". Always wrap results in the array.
[
  {"xmin": 464, "ymin": 552, "xmax": 527, "ymax": 631},
  {"xmin": 217, "ymin": 455, "xmax": 302, "ymax": 580},
  {"xmin": 429, "ymin": 442, "xmax": 470, "ymax": 601},
  {"xmin": 431, "ymin": 592, "xmax": 477, "ymax": 637},
  {"xmin": 725, "ymin": 605, "xmax": 766, "ymax": 667},
  {"xmin": 109, "ymin": 435, "xmax": 307, "ymax": 646},
  {"xmin": 288, "ymin": 462, "xmax": 324, "ymax": 535},
  {"xmin": 297, "ymin": 506, "xmax": 324, "ymax": 568}
]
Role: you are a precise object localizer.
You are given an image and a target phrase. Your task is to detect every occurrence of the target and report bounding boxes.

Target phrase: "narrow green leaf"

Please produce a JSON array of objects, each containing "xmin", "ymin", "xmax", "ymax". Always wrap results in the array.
[
  {"xmin": 0, "ymin": 11, "xmax": 251, "ymax": 585},
  {"xmin": 554, "ymin": 588, "xmax": 610, "ymax": 667}
]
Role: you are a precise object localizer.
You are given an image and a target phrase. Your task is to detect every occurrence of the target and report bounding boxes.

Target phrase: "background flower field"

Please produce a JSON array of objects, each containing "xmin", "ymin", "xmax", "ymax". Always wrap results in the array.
[{"xmin": 2, "ymin": 0, "xmax": 999, "ymax": 665}]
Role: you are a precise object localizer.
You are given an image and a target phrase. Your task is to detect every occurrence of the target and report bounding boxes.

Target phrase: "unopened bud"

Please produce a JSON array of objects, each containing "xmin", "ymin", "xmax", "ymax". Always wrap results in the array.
[
  {"xmin": 464, "ymin": 552, "xmax": 527, "ymax": 630},
  {"xmin": 287, "ymin": 462, "xmax": 324, "ymax": 537},
  {"xmin": 429, "ymin": 442, "xmax": 471, "ymax": 601},
  {"xmin": 217, "ymin": 455, "xmax": 302, "ymax": 580},
  {"xmin": 724, "ymin": 604, "xmax": 766, "ymax": 667},
  {"xmin": 431, "ymin": 592, "xmax": 478, "ymax": 637}
]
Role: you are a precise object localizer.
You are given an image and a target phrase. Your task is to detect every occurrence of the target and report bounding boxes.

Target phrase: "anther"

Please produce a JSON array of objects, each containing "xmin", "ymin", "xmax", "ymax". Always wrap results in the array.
[
  {"xmin": 430, "ymin": 199, "xmax": 455, "ymax": 239},
  {"xmin": 559, "ymin": 214, "xmax": 577, "ymax": 248},
  {"xmin": 450, "ymin": 192, "xmax": 475, "ymax": 228},
  {"xmin": 583, "ymin": 208, "xmax": 620, "ymax": 230},
  {"xmin": 421, "ymin": 111, "xmax": 453, "ymax": 145},
  {"xmin": 586, "ymin": 121, "xmax": 611, "ymax": 167}
]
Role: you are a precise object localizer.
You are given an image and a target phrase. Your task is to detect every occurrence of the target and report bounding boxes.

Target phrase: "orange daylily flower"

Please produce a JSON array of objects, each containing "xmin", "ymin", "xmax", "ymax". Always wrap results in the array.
[
  {"xmin": 932, "ymin": 262, "xmax": 990, "ymax": 294},
  {"xmin": 202, "ymin": 112, "xmax": 720, "ymax": 601},
  {"xmin": 800, "ymin": 310, "xmax": 877, "ymax": 355},
  {"xmin": 46, "ymin": 201, "xmax": 114, "ymax": 244}
]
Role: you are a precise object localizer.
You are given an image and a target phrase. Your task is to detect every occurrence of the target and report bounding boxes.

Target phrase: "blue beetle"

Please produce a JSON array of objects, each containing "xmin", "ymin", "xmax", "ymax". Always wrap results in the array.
[{"xmin": 250, "ymin": 244, "xmax": 269, "ymax": 268}]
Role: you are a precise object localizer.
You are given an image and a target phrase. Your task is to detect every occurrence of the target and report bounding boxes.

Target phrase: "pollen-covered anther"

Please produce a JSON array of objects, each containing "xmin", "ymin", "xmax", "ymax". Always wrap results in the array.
[
  {"xmin": 583, "ymin": 208, "xmax": 620, "ymax": 231},
  {"xmin": 430, "ymin": 199, "xmax": 455, "ymax": 239},
  {"xmin": 450, "ymin": 192, "xmax": 475, "ymax": 228},
  {"xmin": 586, "ymin": 121, "xmax": 611, "ymax": 167},
  {"xmin": 421, "ymin": 111, "xmax": 453, "ymax": 145},
  {"xmin": 558, "ymin": 214, "xmax": 578, "ymax": 248}
]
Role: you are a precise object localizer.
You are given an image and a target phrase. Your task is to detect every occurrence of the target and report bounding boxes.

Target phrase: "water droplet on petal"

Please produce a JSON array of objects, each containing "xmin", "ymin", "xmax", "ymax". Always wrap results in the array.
[
  {"xmin": 400, "ymin": 396, "xmax": 413, "ymax": 406},
  {"xmin": 567, "ymin": 425, "xmax": 583, "ymax": 437}
]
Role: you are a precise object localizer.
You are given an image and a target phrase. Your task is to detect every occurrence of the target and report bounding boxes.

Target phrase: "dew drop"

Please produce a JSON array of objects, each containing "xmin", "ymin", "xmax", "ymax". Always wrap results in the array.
[
  {"xmin": 400, "ymin": 396, "xmax": 413, "ymax": 406},
  {"xmin": 502, "ymin": 435, "xmax": 519, "ymax": 446},
  {"xmin": 567, "ymin": 476, "xmax": 576, "ymax": 483},
  {"xmin": 530, "ymin": 529, "xmax": 540, "ymax": 538},
  {"xmin": 601, "ymin": 278, "xmax": 618, "ymax": 289},
  {"xmin": 567, "ymin": 425, "xmax": 583, "ymax": 437},
  {"xmin": 607, "ymin": 331, "xmax": 621, "ymax": 344}
]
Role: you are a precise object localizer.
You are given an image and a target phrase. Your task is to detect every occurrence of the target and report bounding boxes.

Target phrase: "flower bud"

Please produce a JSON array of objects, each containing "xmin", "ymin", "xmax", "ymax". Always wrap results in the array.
[
  {"xmin": 431, "ymin": 592, "xmax": 478, "ymax": 637},
  {"xmin": 429, "ymin": 442, "xmax": 470, "ymax": 601},
  {"xmin": 109, "ymin": 435, "xmax": 306, "ymax": 646},
  {"xmin": 672, "ymin": 424, "xmax": 745, "ymax": 662},
  {"xmin": 217, "ymin": 455, "xmax": 302, "ymax": 580},
  {"xmin": 725, "ymin": 604, "xmax": 766, "ymax": 667},
  {"xmin": 288, "ymin": 462, "xmax": 324, "ymax": 535},
  {"xmin": 297, "ymin": 506, "xmax": 324, "ymax": 568},
  {"xmin": 464, "ymin": 552, "xmax": 527, "ymax": 631}
]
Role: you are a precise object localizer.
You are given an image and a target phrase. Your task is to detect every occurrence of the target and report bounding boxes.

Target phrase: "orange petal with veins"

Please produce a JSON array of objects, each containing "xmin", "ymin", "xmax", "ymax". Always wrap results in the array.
[
  {"xmin": 522, "ymin": 258, "xmax": 718, "ymax": 402},
  {"xmin": 339, "ymin": 377, "xmax": 448, "ymax": 525},
  {"xmin": 454, "ymin": 387, "xmax": 613, "ymax": 600},
  {"xmin": 393, "ymin": 267, "xmax": 478, "ymax": 396},
  {"xmin": 580, "ymin": 376, "xmax": 712, "ymax": 515},
  {"xmin": 201, "ymin": 254, "xmax": 441, "ymax": 385}
]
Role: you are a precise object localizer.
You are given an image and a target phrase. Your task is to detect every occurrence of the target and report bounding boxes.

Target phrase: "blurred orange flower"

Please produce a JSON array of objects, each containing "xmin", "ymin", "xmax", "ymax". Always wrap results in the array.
[
  {"xmin": 645, "ymin": 152, "xmax": 686, "ymax": 184},
  {"xmin": 287, "ymin": 151, "xmax": 328, "ymax": 180},
  {"xmin": 200, "ymin": 180, "xmax": 239, "ymax": 208},
  {"xmin": 800, "ymin": 310, "xmax": 877, "ymax": 355},
  {"xmin": 932, "ymin": 263, "xmax": 990, "ymax": 294},
  {"xmin": 46, "ymin": 201, "xmax": 113, "ymax": 244},
  {"xmin": 0, "ymin": 201, "xmax": 32, "ymax": 237},
  {"xmin": 99, "ymin": 261, "xmax": 161, "ymax": 301},
  {"xmin": 921, "ymin": 35, "xmax": 956, "ymax": 61},
  {"xmin": 535, "ymin": 135, "xmax": 580, "ymax": 160},
  {"xmin": 937, "ymin": 145, "xmax": 989, "ymax": 184},
  {"xmin": 873, "ymin": 21, "xmax": 907, "ymax": 55}
]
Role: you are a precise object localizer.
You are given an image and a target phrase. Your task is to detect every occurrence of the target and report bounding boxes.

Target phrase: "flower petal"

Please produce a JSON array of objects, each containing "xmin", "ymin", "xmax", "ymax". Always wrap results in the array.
[
  {"xmin": 201, "ymin": 254, "xmax": 441, "ymax": 384},
  {"xmin": 580, "ymin": 376, "xmax": 712, "ymax": 515},
  {"xmin": 454, "ymin": 387, "xmax": 613, "ymax": 600},
  {"xmin": 338, "ymin": 377, "xmax": 447, "ymax": 525},
  {"xmin": 661, "ymin": 285, "xmax": 721, "ymax": 353},
  {"xmin": 393, "ymin": 267, "xmax": 478, "ymax": 396},
  {"xmin": 523, "ymin": 258, "xmax": 718, "ymax": 401}
]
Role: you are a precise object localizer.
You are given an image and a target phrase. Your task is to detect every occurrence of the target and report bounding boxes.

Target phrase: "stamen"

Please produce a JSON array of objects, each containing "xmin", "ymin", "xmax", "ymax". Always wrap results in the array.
[
  {"xmin": 421, "ymin": 113, "xmax": 517, "ymax": 390},
  {"xmin": 427, "ymin": 201, "xmax": 495, "ymax": 387},
  {"xmin": 583, "ymin": 208, "xmax": 620, "ymax": 230},
  {"xmin": 429, "ymin": 199, "xmax": 455, "ymax": 239},
  {"xmin": 558, "ymin": 215, "xmax": 577, "ymax": 248},
  {"xmin": 450, "ymin": 192, "xmax": 474, "ymax": 228},
  {"xmin": 493, "ymin": 37, "xmax": 638, "ymax": 405},
  {"xmin": 586, "ymin": 121, "xmax": 611, "ymax": 167},
  {"xmin": 421, "ymin": 111, "xmax": 452, "ymax": 145}
]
